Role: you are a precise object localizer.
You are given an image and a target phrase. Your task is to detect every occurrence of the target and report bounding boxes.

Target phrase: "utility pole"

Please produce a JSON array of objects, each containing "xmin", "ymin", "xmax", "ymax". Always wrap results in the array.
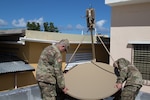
[{"xmin": 86, "ymin": 8, "xmax": 95, "ymax": 60}]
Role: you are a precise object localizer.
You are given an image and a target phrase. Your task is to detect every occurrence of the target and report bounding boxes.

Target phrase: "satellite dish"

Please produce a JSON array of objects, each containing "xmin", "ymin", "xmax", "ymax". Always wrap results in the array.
[{"xmin": 64, "ymin": 60, "xmax": 118, "ymax": 100}]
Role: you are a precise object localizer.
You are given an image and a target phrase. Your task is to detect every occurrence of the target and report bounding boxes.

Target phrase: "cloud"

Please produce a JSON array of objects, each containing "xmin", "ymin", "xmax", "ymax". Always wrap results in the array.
[
  {"xmin": 0, "ymin": 19, "xmax": 8, "ymax": 26},
  {"xmin": 66, "ymin": 24, "xmax": 73, "ymax": 30},
  {"xmin": 96, "ymin": 20, "xmax": 105, "ymax": 27},
  {"xmin": 76, "ymin": 24, "xmax": 85, "ymax": 30},
  {"xmin": 28, "ymin": 17, "xmax": 44, "ymax": 25},
  {"xmin": 96, "ymin": 20, "xmax": 106, "ymax": 30},
  {"xmin": 12, "ymin": 17, "xmax": 44, "ymax": 27},
  {"xmin": 58, "ymin": 24, "xmax": 86, "ymax": 33},
  {"xmin": 96, "ymin": 20, "xmax": 109, "ymax": 33},
  {"xmin": 58, "ymin": 24, "xmax": 73, "ymax": 31},
  {"xmin": 12, "ymin": 18, "xmax": 26, "ymax": 27},
  {"xmin": 58, "ymin": 20, "xmax": 109, "ymax": 34}
]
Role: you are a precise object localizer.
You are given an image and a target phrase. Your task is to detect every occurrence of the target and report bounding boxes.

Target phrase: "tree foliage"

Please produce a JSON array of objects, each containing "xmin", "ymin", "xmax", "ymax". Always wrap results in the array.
[
  {"xmin": 26, "ymin": 22, "xmax": 59, "ymax": 32},
  {"xmin": 26, "ymin": 22, "xmax": 40, "ymax": 31},
  {"xmin": 43, "ymin": 22, "xmax": 59, "ymax": 32}
]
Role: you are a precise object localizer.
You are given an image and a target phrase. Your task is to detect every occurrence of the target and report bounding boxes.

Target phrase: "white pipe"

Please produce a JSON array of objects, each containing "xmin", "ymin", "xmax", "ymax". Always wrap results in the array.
[{"xmin": 14, "ymin": 73, "xmax": 17, "ymax": 89}]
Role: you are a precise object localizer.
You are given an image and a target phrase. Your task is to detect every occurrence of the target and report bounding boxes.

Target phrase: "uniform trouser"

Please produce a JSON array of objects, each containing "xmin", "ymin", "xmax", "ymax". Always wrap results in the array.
[
  {"xmin": 38, "ymin": 81, "xmax": 57, "ymax": 100},
  {"xmin": 121, "ymin": 85, "xmax": 141, "ymax": 100}
]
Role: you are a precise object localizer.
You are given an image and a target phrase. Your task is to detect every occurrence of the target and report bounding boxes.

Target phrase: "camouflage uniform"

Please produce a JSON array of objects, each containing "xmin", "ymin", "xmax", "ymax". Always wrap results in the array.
[
  {"xmin": 114, "ymin": 58, "xmax": 142, "ymax": 100},
  {"xmin": 36, "ymin": 44, "xmax": 65, "ymax": 100}
]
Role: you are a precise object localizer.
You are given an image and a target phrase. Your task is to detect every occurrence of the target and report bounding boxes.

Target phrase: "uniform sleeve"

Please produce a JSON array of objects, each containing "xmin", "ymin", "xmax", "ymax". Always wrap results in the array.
[
  {"xmin": 54, "ymin": 56, "xmax": 65, "ymax": 89},
  {"xmin": 116, "ymin": 67, "xmax": 128, "ymax": 84}
]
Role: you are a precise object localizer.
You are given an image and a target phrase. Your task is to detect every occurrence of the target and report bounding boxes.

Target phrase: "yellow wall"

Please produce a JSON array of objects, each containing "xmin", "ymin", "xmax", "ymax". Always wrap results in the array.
[
  {"xmin": 17, "ymin": 71, "xmax": 36, "ymax": 87},
  {"xmin": 25, "ymin": 42, "xmax": 93, "ymax": 72},
  {"xmin": 27, "ymin": 42, "xmax": 72, "ymax": 71},
  {"xmin": 0, "ymin": 73, "xmax": 14, "ymax": 91},
  {"xmin": 17, "ymin": 42, "xmax": 50, "ymax": 84},
  {"xmin": 68, "ymin": 44, "xmax": 92, "ymax": 53},
  {"xmin": 0, "ymin": 72, "xmax": 36, "ymax": 91}
]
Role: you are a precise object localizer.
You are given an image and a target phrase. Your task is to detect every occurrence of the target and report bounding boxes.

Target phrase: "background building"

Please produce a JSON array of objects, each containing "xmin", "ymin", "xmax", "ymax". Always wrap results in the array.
[
  {"xmin": 0, "ymin": 29, "xmax": 110, "ymax": 92},
  {"xmin": 105, "ymin": 0, "xmax": 150, "ymax": 97}
]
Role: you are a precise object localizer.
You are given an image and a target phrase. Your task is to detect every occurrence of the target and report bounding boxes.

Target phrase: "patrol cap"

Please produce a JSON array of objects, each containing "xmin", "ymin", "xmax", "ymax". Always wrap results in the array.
[
  {"xmin": 59, "ymin": 39, "xmax": 70, "ymax": 52},
  {"xmin": 116, "ymin": 58, "xmax": 130, "ymax": 69}
]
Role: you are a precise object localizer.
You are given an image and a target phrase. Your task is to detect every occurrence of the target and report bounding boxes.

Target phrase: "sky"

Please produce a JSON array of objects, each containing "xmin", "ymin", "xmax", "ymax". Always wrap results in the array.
[{"xmin": 0, "ymin": 0, "xmax": 111, "ymax": 36}]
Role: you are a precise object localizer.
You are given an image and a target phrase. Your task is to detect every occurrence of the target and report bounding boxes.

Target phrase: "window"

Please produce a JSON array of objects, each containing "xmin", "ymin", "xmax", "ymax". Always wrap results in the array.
[
  {"xmin": 133, "ymin": 44, "xmax": 150, "ymax": 80},
  {"xmin": 66, "ymin": 53, "xmax": 92, "ymax": 63}
]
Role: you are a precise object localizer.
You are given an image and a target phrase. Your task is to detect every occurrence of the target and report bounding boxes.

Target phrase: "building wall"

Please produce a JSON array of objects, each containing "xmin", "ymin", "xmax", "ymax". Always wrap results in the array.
[
  {"xmin": 0, "ymin": 72, "xmax": 36, "ymax": 91},
  {"xmin": 110, "ymin": 2, "xmax": 150, "ymax": 65},
  {"xmin": 95, "ymin": 44, "xmax": 110, "ymax": 63},
  {"xmin": 0, "ymin": 43, "xmax": 20, "ymax": 56},
  {"xmin": 20, "ymin": 42, "xmax": 109, "ymax": 72},
  {"xmin": 0, "ymin": 33, "xmax": 109, "ymax": 91},
  {"xmin": 68, "ymin": 44, "xmax": 92, "ymax": 55},
  {"xmin": 25, "ymin": 30, "xmax": 96, "ymax": 42},
  {"xmin": 0, "ymin": 73, "xmax": 14, "ymax": 91},
  {"xmin": 107, "ymin": 1, "xmax": 150, "ymax": 95},
  {"xmin": 17, "ymin": 72, "xmax": 36, "ymax": 87},
  {"xmin": 26, "ymin": 42, "xmax": 93, "ymax": 71},
  {"xmin": 0, "ymin": 43, "xmax": 36, "ymax": 91}
]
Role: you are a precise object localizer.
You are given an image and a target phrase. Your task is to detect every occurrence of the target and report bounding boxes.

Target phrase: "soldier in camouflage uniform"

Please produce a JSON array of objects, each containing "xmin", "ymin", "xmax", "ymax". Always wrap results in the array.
[
  {"xmin": 36, "ymin": 39, "xmax": 70, "ymax": 100},
  {"xmin": 113, "ymin": 58, "xmax": 142, "ymax": 100}
]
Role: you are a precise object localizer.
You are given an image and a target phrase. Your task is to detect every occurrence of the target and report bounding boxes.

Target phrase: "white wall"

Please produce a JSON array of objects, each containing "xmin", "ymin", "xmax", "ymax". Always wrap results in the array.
[
  {"xmin": 109, "ymin": 3, "xmax": 150, "ymax": 65},
  {"xmin": 110, "ymin": 27, "xmax": 150, "ymax": 65},
  {"xmin": 107, "ymin": 1, "xmax": 150, "ymax": 95}
]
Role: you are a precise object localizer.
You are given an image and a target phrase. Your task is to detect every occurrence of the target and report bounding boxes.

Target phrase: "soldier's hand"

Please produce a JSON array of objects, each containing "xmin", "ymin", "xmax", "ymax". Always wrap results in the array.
[
  {"xmin": 115, "ymin": 83, "xmax": 122, "ymax": 89},
  {"xmin": 62, "ymin": 87, "xmax": 68, "ymax": 94}
]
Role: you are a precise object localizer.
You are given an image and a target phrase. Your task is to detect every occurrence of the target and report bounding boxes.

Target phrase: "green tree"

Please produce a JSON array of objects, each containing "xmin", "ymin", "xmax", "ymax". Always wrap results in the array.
[
  {"xmin": 36, "ymin": 23, "xmax": 40, "ymax": 31},
  {"xmin": 43, "ymin": 22, "xmax": 59, "ymax": 32},
  {"xmin": 26, "ymin": 22, "xmax": 41, "ymax": 31},
  {"xmin": 43, "ymin": 22, "xmax": 49, "ymax": 31},
  {"xmin": 27, "ymin": 22, "xmax": 31, "ymax": 30},
  {"xmin": 26, "ymin": 21, "xmax": 59, "ymax": 32}
]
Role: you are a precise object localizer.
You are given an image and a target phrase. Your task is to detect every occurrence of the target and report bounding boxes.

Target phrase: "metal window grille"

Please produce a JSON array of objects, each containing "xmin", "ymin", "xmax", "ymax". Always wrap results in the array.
[{"xmin": 133, "ymin": 44, "xmax": 150, "ymax": 80}]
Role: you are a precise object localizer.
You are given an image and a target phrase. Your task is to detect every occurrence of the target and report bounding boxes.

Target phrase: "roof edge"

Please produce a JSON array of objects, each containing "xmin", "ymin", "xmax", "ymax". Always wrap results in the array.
[
  {"xmin": 105, "ymin": 0, "xmax": 150, "ymax": 6},
  {"xmin": 128, "ymin": 41, "xmax": 150, "ymax": 44}
]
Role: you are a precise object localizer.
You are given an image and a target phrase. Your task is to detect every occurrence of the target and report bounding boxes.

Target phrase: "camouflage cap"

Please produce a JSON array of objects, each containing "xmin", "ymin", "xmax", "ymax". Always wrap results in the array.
[
  {"xmin": 116, "ymin": 58, "xmax": 131, "ymax": 69},
  {"xmin": 59, "ymin": 39, "xmax": 70, "ymax": 52}
]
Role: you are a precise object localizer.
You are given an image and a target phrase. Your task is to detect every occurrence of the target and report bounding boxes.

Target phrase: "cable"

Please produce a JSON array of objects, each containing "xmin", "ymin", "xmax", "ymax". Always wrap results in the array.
[
  {"xmin": 64, "ymin": 32, "xmax": 89, "ymax": 70},
  {"xmin": 97, "ymin": 35, "xmax": 118, "ymax": 67},
  {"xmin": 91, "ymin": 61, "xmax": 115, "ymax": 75}
]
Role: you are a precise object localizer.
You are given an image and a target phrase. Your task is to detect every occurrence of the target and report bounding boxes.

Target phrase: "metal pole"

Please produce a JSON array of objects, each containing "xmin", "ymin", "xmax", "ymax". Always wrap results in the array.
[
  {"xmin": 90, "ymin": 29, "xmax": 95, "ymax": 60},
  {"xmin": 86, "ymin": 8, "xmax": 95, "ymax": 60}
]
